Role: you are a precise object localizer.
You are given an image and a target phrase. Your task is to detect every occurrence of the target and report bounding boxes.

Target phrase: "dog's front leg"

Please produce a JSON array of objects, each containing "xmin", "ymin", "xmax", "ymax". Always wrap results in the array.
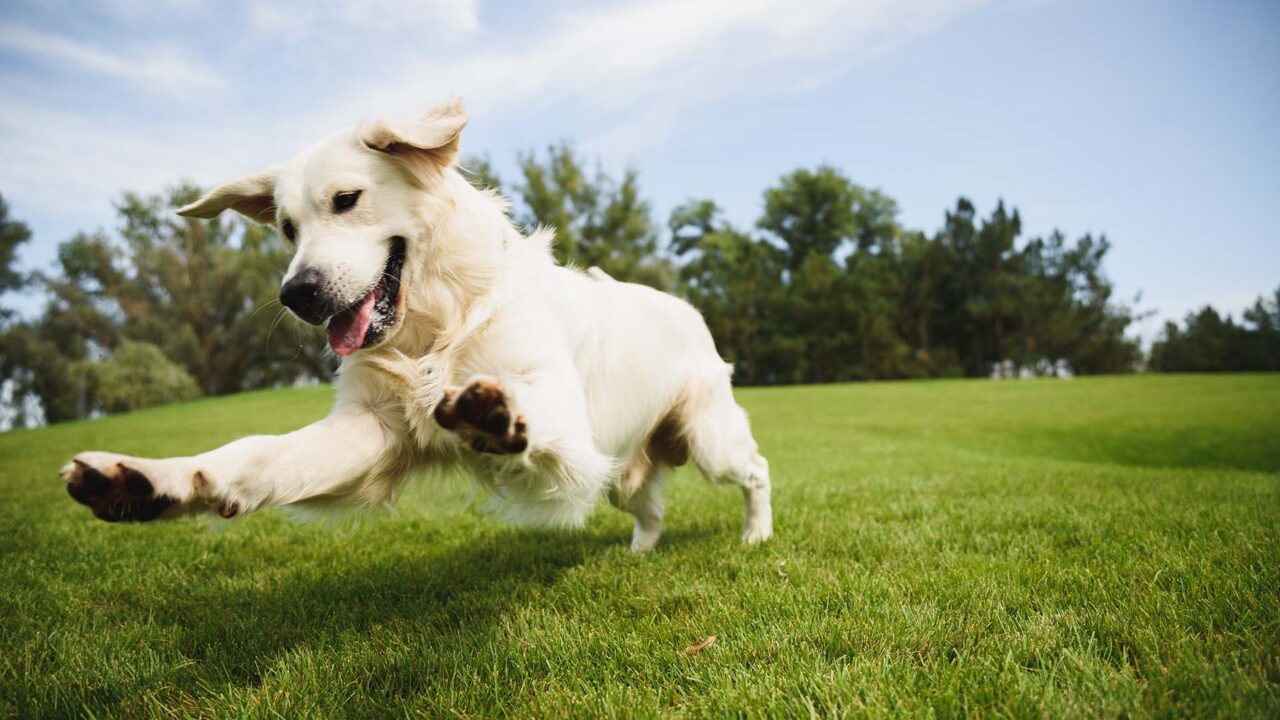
[
  {"xmin": 432, "ymin": 376, "xmax": 530, "ymax": 455},
  {"xmin": 62, "ymin": 408, "xmax": 398, "ymax": 522},
  {"xmin": 432, "ymin": 372, "xmax": 615, "ymax": 493}
]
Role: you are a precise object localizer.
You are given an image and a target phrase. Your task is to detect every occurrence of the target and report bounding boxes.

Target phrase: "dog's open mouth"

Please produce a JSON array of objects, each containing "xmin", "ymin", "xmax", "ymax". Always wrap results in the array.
[{"xmin": 326, "ymin": 236, "xmax": 406, "ymax": 356}]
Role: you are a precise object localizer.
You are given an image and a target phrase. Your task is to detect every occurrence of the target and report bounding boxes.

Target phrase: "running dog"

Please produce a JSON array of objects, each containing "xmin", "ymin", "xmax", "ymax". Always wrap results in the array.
[{"xmin": 61, "ymin": 99, "xmax": 772, "ymax": 551}]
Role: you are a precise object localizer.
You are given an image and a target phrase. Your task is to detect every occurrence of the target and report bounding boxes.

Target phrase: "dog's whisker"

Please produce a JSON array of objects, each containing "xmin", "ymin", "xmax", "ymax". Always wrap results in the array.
[
  {"xmin": 265, "ymin": 306, "xmax": 288, "ymax": 351},
  {"xmin": 284, "ymin": 321, "xmax": 306, "ymax": 364},
  {"xmin": 250, "ymin": 297, "xmax": 282, "ymax": 321}
]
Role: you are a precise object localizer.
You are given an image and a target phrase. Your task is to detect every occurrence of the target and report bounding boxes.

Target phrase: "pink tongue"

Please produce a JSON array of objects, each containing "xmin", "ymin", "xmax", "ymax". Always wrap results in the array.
[{"xmin": 326, "ymin": 289, "xmax": 378, "ymax": 356}]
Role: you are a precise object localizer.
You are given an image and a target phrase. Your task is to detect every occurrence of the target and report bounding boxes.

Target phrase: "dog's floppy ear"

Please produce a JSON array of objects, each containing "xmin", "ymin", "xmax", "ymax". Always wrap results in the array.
[
  {"xmin": 360, "ymin": 98, "xmax": 468, "ymax": 176},
  {"xmin": 177, "ymin": 166, "xmax": 279, "ymax": 224}
]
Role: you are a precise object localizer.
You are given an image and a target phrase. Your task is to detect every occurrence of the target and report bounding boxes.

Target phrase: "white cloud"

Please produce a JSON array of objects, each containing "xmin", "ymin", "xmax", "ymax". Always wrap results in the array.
[
  {"xmin": 247, "ymin": 0, "xmax": 479, "ymax": 37},
  {"xmin": 324, "ymin": 0, "xmax": 990, "ymax": 155},
  {"xmin": 0, "ymin": 23, "xmax": 226, "ymax": 98},
  {"xmin": 93, "ymin": 0, "xmax": 209, "ymax": 18},
  {"xmin": 0, "ymin": 0, "xmax": 989, "ymax": 263},
  {"xmin": 0, "ymin": 88, "xmax": 267, "ymax": 228}
]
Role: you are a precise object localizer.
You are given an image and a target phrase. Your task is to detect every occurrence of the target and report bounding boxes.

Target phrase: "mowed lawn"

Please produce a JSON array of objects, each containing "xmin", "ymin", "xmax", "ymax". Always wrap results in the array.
[{"xmin": 1, "ymin": 375, "xmax": 1278, "ymax": 718}]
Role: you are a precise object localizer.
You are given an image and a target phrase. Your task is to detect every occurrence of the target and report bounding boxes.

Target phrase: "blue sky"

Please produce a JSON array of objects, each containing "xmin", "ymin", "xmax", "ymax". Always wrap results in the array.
[{"xmin": 1, "ymin": 0, "xmax": 1277, "ymax": 340}]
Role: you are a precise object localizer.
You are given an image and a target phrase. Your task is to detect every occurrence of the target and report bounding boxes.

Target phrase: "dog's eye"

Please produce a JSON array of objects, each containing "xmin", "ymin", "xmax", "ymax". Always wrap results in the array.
[
  {"xmin": 333, "ymin": 190, "xmax": 362, "ymax": 214},
  {"xmin": 281, "ymin": 219, "xmax": 296, "ymax": 242}
]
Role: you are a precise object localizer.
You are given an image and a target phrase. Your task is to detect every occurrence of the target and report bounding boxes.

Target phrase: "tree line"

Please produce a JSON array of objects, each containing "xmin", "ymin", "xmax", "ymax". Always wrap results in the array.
[
  {"xmin": 1148, "ymin": 292, "xmax": 1280, "ymax": 373},
  {"xmin": 0, "ymin": 147, "xmax": 1273, "ymax": 427}
]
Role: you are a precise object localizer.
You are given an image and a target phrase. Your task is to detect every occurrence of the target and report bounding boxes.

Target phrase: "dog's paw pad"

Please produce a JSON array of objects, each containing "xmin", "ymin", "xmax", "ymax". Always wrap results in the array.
[
  {"xmin": 433, "ymin": 379, "xmax": 529, "ymax": 455},
  {"xmin": 504, "ymin": 418, "xmax": 529, "ymax": 453},
  {"xmin": 433, "ymin": 388, "xmax": 461, "ymax": 429},
  {"xmin": 62, "ymin": 458, "xmax": 177, "ymax": 522}
]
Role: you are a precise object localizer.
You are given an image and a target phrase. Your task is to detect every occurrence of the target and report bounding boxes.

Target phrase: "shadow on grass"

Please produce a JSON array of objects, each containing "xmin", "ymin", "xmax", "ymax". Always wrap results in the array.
[
  {"xmin": 47, "ymin": 527, "xmax": 616, "ymax": 713},
  {"xmin": 203, "ymin": 530, "xmax": 604, "ymax": 678},
  {"xmin": 56, "ymin": 522, "xmax": 719, "ymax": 713}
]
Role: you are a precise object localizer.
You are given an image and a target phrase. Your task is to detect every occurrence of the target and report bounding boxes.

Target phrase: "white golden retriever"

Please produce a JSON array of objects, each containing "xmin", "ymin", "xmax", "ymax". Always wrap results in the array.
[{"xmin": 61, "ymin": 99, "xmax": 772, "ymax": 551}]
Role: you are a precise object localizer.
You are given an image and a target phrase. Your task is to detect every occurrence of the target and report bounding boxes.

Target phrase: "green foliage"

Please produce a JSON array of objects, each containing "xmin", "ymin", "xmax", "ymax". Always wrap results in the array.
[
  {"xmin": 1150, "ymin": 287, "xmax": 1280, "ymax": 372},
  {"xmin": 84, "ymin": 340, "xmax": 200, "ymax": 414},
  {"xmin": 758, "ymin": 165, "xmax": 899, "ymax": 267},
  {"xmin": 675, "ymin": 174, "xmax": 1141, "ymax": 384},
  {"xmin": 0, "ymin": 194, "xmax": 32, "ymax": 319},
  {"xmin": 511, "ymin": 143, "xmax": 674, "ymax": 289},
  {"xmin": 1, "ymin": 376, "xmax": 1277, "ymax": 716},
  {"xmin": 0, "ymin": 323, "xmax": 77, "ymax": 426},
  {"xmin": 670, "ymin": 200, "xmax": 786, "ymax": 384}
]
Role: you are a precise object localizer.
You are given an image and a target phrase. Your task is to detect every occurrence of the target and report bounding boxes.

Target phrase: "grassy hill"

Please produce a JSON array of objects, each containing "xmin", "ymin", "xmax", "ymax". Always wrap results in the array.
[{"xmin": 1, "ymin": 375, "xmax": 1277, "ymax": 717}]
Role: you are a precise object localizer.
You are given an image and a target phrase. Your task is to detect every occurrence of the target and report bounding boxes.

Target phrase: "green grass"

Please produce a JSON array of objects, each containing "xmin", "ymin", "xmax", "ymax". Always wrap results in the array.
[{"xmin": 1, "ymin": 375, "xmax": 1278, "ymax": 718}]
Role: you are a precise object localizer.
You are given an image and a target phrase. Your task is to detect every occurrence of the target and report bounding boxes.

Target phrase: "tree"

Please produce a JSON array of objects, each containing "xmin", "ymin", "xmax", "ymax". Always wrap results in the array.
[
  {"xmin": 0, "ymin": 194, "xmax": 31, "ymax": 321},
  {"xmin": 673, "ymin": 172, "xmax": 1141, "ymax": 385},
  {"xmin": 753, "ymin": 167, "xmax": 917, "ymax": 382},
  {"xmin": 513, "ymin": 143, "xmax": 673, "ymax": 289},
  {"xmin": 1240, "ymin": 287, "xmax": 1280, "ymax": 370},
  {"xmin": 1150, "ymin": 287, "xmax": 1280, "ymax": 372},
  {"xmin": 968, "ymin": 200, "xmax": 1023, "ymax": 373},
  {"xmin": 86, "ymin": 340, "xmax": 200, "ymax": 414},
  {"xmin": 930, "ymin": 198, "xmax": 1025, "ymax": 376},
  {"xmin": 896, "ymin": 230, "xmax": 958, "ymax": 374},
  {"xmin": 0, "ymin": 196, "xmax": 54, "ymax": 428},
  {"xmin": 1041, "ymin": 233, "xmax": 1141, "ymax": 375},
  {"xmin": 670, "ymin": 200, "xmax": 786, "ymax": 384},
  {"xmin": 759, "ymin": 166, "xmax": 851, "ymax": 268},
  {"xmin": 921, "ymin": 199, "xmax": 1141, "ymax": 377}
]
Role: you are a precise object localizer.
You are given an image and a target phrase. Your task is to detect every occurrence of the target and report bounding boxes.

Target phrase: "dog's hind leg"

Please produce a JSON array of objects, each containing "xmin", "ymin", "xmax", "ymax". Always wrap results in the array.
[
  {"xmin": 680, "ymin": 370, "xmax": 773, "ymax": 545},
  {"xmin": 608, "ymin": 458, "xmax": 666, "ymax": 552}
]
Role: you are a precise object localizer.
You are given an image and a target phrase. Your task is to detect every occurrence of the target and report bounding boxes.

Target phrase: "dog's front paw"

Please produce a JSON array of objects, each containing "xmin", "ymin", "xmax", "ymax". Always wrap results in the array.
[
  {"xmin": 433, "ymin": 378, "xmax": 529, "ymax": 454},
  {"xmin": 61, "ymin": 453, "xmax": 185, "ymax": 522}
]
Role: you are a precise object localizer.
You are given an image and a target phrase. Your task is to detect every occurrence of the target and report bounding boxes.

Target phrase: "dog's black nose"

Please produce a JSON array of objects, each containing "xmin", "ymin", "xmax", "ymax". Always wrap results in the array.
[{"xmin": 279, "ymin": 268, "xmax": 329, "ymax": 325}]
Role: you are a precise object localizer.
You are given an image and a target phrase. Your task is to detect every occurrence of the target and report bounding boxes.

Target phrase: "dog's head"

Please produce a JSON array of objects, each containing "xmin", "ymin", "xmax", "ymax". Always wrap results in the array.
[{"xmin": 178, "ymin": 99, "xmax": 468, "ymax": 356}]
